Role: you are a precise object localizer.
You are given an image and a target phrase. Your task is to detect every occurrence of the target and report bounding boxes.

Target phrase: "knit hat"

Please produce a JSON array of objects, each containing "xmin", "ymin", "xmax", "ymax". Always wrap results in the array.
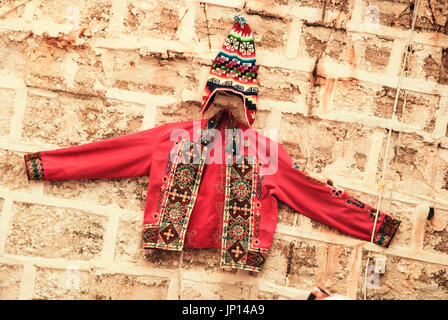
[{"xmin": 201, "ymin": 15, "xmax": 259, "ymax": 126}]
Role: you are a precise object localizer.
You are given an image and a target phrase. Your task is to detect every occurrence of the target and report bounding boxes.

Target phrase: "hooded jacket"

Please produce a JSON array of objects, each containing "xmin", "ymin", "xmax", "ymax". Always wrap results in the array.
[
  {"xmin": 24, "ymin": 108, "xmax": 400, "ymax": 272},
  {"xmin": 23, "ymin": 16, "xmax": 400, "ymax": 272}
]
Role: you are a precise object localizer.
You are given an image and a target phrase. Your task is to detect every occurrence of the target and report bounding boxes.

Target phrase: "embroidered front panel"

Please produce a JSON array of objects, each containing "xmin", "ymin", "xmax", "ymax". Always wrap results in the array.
[
  {"xmin": 24, "ymin": 152, "xmax": 45, "ymax": 181},
  {"xmin": 143, "ymin": 140, "xmax": 207, "ymax": 251},
  {"xmin": 221, "ymin": 155, "xmax": 267, "ymax": 272}
]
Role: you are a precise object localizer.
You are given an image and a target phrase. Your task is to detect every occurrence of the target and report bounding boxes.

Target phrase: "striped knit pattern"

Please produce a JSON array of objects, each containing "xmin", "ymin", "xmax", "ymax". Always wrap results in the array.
[{"xmin": 201, "ymin": 17, "xmax": 259, "ymax": 126}]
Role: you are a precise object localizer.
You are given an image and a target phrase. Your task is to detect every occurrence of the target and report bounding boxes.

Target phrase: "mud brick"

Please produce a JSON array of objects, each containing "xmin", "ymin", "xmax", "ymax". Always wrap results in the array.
[
  {"xmin": 22, "ymin": 93, "xmax": 144, "ymax": 147},
  {"xmin": 182, "ymin": 248, "xmax": 222, "ymax": 272},
  {"xmin": 308, "ymin": 215, "xmax": 353, "ymax": 240},
  {"xmin": 251, "ymin": 109, "xmax": 275, "ymax": 132},
  {"xmin": 300, "ymin": 25, "xmax": 393, "ymax": 70},
  {"xmin": 441, "ymin": 151, "xmax": 448, "ymax": 202},
  {"xmin": 373, "ymin": 88, "xmax": 440, "ymax": 133},
  {"xmin": 255, "ymin": 290, "xmax": 281, "ymax": 299},
  {"xmin": 319, "ymin": 245, "xmax": 354, "ymax": 295},
  {"xmin": 424, "ymin": 208, "xmax": 448, "ymax": 255},
  {"xmin": 257, "ymin": 66, "xmax": 310, "ymax": 103},
  {"xmin": 0, "ymin": 32, "xmax": 26, "ymax": 74},
  {"xmin": 0, "ymin": 263, "xmax": 23, "ymax": 300},
  {"xmin": 180, "ymin": 279, "xmax": 253, "ymax": 299},
  {"xmin": 26, "ymin": 0, "xmax": 111, "ymax": 38},
  {"xmin": 246, "ymin": 14, "xmax": 289, "ymax": 51},
  {"xmin": 115, "ymin": 215, "xmax": 144, "ymax": 262},
  {"xmin": 280, "ymin": 113, "xmax": 374, "ymax": 178},
  {"xmin": 155, "ymin": 101, "xmax": 203, "ymax": 126},
  {"xmin": 115, "ymin": 215, "xmax": 181, "ymax": 269},
  {"xmin": 332, "ymin": 79, "xmax": 382, "ymax": 115},
  {"xmin": 360, "ymin": 0, "xmax": 414, "ymax": 30},
  {"xmin": 0, "ymin": 0, "xmax": 22, "ymax": 19},
  {"xmin": 90, "ymin": 271, "xmax": 169, "ymax": 299},
  {"xmin": 406, "ymin": 44, "xmax": 448, "ymax": 85},
  {"xmin": 197, "ymin": 5, "xmax": 288, "ymax": 51},
  {"xmin": 102, "ymin": 50, "xmax": 202, "ymax": 97},
  {"xmin": 44, "ymin": 176, "xmax": 149, "ymax": 212},
  {"xmin": 414, "ymin": 0, "xmax": 448, "ymax": 34},
  {"xmin": 194, "ymin": 4, "xmax": 241, "ymax": 50},
  {"xmin": 376, "ymin": 132, "xmax": 438, "ymax": 197},
  {"xmin": 5, "ymin": 202, "xmax": 107, "ymax": 260},
  {"xmin": 333, "ymin": 80, "xmax": 441, "ymax": 134},
  {"xmin": 0, "ymin": 149, "xmax": 35, "ymax": 191},
  {"xmin": 261, "ymin": 237, "xmax": 290, "ymax": 285},
  {"xmin": 294, "ymin": 0, "xmax": 351, "ymax": 12},
  {"xmin": 0, "ymin": 88, "xmax": 15, "ymax": 139},
  {"xmin": 356, "ymin": 35, "xmax": 393, "ymax": 72},
  {"xmin": 33, "ymin": 267, "xmax": 91, "ymax": 300},
  {"xmin": 18, "ymin": 34, "xmax": 107, "ymax": 96},
  {"xmin": 300, "ymin": 25, "xmax": 354, "ymax": 63},
  {"xmin": 124, "ymin": 0, "xmax": 187, "ymax": 39},
  {"xmin": 246, "ymin": 0, "xmax": 351, "ymax": 24},
  {"xmin": 357, "ymin": 252, "xmax": 448, "ymax": 299},
  {"xmin": 361, "ymin": 0, "xmax": 447, "ymax": 34},
  {"xmin": 279, "ymin": 141, "xmax": 306, "ymax": 170},
  {"xmin": 20, "ymin": 36, "xmax": 66, "ymax": 90},
  {"xmin": 277, "ymin": 202, "xmax": 297, "ymax": 227},
  {"xmin": 287, "ymin": 239, "xmax": 328, "ymax": 288},
  {"xmin": 245, "ymin": 0, "xmax": 290, "ymax": 19}
]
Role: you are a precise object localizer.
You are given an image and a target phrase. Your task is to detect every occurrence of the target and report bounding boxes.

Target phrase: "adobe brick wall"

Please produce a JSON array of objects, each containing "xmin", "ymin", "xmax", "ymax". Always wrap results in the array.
[{"xmin": 0, "ymin": 0, "xmax": 447, "ymax": 300}]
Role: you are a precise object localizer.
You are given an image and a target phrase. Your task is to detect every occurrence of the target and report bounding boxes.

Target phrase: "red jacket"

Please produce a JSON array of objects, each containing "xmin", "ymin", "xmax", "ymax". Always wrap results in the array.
[{"xmin": 24, "ymin": 109, "xmax": 400, "ymax": 272}]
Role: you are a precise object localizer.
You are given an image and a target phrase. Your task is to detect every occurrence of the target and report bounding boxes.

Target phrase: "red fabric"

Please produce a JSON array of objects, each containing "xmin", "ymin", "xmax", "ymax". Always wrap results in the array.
[
  {"xmin": 274, "ymin": 143, "xmax": 385, "ymax": 243},
  {"xmin": 33, "ymin": 116, "xmax": 398, "ymax": 250}
]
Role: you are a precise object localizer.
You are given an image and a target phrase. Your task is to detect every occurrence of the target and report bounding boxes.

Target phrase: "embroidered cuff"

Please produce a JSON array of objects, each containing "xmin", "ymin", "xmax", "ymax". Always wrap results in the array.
[
  {"xmin": 24, "ymin": 152, "xmax": 45, "ymax": 181},
  {"xmin": 373, "ymin": 215, "xmax": 400, "ymax": 248}
]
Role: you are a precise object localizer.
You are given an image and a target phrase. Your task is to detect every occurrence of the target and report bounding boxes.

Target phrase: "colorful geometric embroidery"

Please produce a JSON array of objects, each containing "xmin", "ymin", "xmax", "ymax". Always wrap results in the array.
[
  {"xmin": 143, "ymin": 140, "xmax": 207, "ymax": 251},
  {"xmin": 144, "ymin": 111, "xmax": 269, "ymax": 271},
  {"xmin": 256, "ymin": 174, "xmax": 263, "ymax": 200},
  {"xmin": 228, "ymin": 216, "xmax": 249, "ymax": 240},
  {"xmin": 231, "ymin": 179, "xmax": 252, "ymax": 201},
  {"xmin": 201, "ymin": 16, "xmax": 259, "ymax": 126},
  {"xmin": 220, "ymin": 155, "xmax": 266, "ymax": 272},
  {"xmin": 373, "ymin": 215, "xmax": 401, "ymax": 248},
  {"xmin": 246, "ymin": 250, "xmax": 266, "ymax": 268},
  {"xmin": 143, "ymin": 226, "xmax": 159, "ymax": 243},
  {"xmin": 160, "ymin": 223, "xmax": 180, "ymax": 245},
  {"xmin": 24, "ymin": 152, "xmax": 45, "ymax": 181}
]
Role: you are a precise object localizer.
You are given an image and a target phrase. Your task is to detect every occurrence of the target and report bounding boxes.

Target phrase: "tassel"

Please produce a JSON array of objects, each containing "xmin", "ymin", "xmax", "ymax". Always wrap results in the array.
[{"xmin": 234, "ymin": 14, "xmax": 247, "ymax": 27}]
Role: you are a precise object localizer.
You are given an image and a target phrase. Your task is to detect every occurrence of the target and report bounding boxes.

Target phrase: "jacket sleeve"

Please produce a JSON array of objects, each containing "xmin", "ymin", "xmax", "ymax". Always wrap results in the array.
[
  {"xmin": 273, "ymin": 143, "xmax": 400, "ymax": 248},
  {"xmin": 24, "ymin": 124, "xmax": 166, "ymax": 181}
]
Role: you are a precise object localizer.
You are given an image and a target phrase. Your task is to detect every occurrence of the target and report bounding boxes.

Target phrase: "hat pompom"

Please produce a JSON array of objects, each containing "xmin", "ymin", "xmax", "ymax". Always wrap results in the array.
[{"xmin": 234, "ymin": 14, "xmax": 247, "ymax": 27}]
